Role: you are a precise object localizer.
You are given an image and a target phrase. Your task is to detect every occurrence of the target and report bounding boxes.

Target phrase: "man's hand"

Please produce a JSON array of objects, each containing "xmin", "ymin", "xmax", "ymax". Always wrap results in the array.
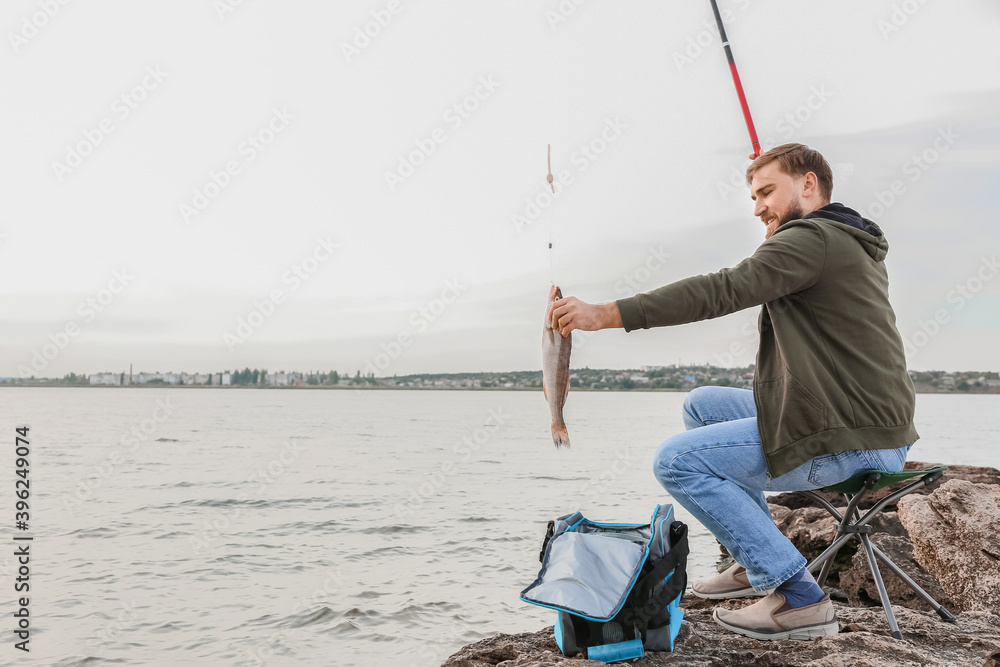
[{"xmin": 549, "ymin": 296, "xmax": 623, "ymax": 337}]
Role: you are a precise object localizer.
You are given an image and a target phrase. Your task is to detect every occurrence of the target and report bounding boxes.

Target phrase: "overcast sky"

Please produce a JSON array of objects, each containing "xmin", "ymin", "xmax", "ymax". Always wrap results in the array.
[{"xmin": 2, "ymin": 0, "xmax": 998, "ymax": 378}]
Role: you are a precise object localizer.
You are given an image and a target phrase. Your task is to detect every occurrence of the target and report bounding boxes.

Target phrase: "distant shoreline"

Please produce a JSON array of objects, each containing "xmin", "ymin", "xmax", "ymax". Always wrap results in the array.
[{"xmin": 3, "ymin": 384, "xmax": 997, "ymax": 395}]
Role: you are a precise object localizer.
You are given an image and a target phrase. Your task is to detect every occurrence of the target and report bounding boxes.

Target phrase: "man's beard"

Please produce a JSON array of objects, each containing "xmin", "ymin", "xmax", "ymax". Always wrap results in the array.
[{"xmin": 764, "ymin": 200, "xmax": 805, "ymax": 239}]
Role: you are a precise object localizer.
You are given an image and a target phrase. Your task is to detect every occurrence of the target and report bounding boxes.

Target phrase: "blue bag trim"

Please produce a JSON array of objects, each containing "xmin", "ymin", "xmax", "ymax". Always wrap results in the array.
[
  {"xmin": 657, "ymin": 505, "xmax": 674, "ymax": 558},
  {"xmin": 668, "ymin": 600, "xmax": 684, "ymax": 651},
  {"xmin": 587, "ymin": 638, "xmax": 644, "ymax": 662},
  {"xmin": 572, "ymin": 520, "xmax": 647, "ymax": 528},
  {"xmin": 520, "ymin": 589, "xmax": 644, "ymax": 624},
  {"xmin": 554, "ymin": 612, "xmax": 565, "ymax": 654}
]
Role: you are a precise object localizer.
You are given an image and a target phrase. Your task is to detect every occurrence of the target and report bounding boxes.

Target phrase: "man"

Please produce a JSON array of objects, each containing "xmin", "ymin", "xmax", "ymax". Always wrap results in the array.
[{"xmin": 548, "ymin": 143, "xmax": 918, "ymax": 640}]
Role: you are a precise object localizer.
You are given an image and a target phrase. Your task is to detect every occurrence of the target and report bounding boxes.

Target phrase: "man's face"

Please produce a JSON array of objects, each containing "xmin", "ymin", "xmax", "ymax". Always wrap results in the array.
[{"xmin": 750, "ymin": 161, "xmax": 806, "ymax": 240}]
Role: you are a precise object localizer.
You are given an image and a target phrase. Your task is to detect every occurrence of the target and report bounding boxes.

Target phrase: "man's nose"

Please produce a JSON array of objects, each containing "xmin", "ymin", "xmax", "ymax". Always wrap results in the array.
[{"xmin": 753, "ymin": 200, "xmax": 766, "ymax": 217}]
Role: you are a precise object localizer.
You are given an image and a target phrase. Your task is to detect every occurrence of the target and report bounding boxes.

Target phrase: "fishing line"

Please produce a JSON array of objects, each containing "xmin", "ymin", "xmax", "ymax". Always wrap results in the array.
[
  {"xmin": 708, "ymin": 0, "xmax": 761, "ymax": 159},
  {"xmin": 547, "ymin": 143, "xmax": 555, "ymax": 285}
]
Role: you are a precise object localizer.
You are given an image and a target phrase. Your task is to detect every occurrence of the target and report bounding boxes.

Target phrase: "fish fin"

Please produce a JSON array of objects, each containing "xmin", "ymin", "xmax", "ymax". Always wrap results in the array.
[
  {"xmin": 562, "ymin": 380, "xmax": 570, "ymax": 402},
  {"xmin": 551, "ymin": 424, "xmax": 570, "ymax": 449},
  {"xmin": 542, "ymin": 384, "xmax": 548, "ymax": 400}
]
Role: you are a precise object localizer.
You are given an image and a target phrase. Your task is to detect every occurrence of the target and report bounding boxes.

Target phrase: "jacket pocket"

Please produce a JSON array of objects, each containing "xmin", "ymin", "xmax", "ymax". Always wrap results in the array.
[{"xmin": 756, "ymin": 371, "xmax": 828, "ymax": 447}]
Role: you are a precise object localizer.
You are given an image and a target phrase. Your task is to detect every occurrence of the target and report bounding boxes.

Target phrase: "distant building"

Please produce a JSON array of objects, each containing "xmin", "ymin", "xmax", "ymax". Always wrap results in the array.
[
  {"xmin": 266, "ymin": 372, "xmax": 303, "ymax": 386},
  {"xmin": 89, "ymin": 373, "xmax": 121, "ymax": 386}
]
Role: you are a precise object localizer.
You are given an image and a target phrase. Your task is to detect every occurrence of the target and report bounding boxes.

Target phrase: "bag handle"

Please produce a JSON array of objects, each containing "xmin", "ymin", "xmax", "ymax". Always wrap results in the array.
[{"xmin": 620, "ymin": 521, "xmax": 689, "ymax": 634}]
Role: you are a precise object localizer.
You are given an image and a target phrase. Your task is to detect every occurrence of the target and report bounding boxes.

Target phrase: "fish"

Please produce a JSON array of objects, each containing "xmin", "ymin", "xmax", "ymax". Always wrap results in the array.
[{"xmin": 542, "ymin": 285, "xmax": 572, "ymax": 448}]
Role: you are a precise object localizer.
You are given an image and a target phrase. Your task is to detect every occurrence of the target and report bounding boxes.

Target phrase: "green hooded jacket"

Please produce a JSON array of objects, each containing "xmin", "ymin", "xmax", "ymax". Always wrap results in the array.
[{"xmin": 616, "ymin": 214, "xmax": 919, "ymax": 478}]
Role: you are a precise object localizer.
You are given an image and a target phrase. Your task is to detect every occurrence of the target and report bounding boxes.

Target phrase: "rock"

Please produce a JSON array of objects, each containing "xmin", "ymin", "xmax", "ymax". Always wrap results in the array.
[
  {"xmin": 769, "ymin": 504, "xmax": 838, "ymax": 554},
  {"xmin": 767, "ymin": 461, "xmax": 1000, "ymax": 512},
  {"xmin": 911, "ymin": 461, "xmax": 1000, "ymax": 487},
  {"xmin": 440, "ymin": 629, "xmax": 590, "ymax": 666},
  {"xmin": 839, "ymin": 533, "xmax": 953, "ymax": 612},
  {"xmin": 444, "ymin": 605, "xmax": 1000, "ymax": 666},
  {"xmin": 768, "ymin": 503, "xmax": 856, "ymax": 584},
  {"xmin": 897, "ymin": 479, "xmax": 1000, "ymax": 612}
]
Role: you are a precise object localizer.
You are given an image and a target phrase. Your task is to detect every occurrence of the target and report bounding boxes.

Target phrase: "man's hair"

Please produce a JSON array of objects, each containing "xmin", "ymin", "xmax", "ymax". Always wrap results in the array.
[{"xmin": 745, "ymin": 143, "xmax": 833, "ymax": 202}]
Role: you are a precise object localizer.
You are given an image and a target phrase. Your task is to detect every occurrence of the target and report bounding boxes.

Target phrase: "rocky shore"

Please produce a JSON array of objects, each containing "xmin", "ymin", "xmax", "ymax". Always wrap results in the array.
[{"xmin": 444, "ymin": 462, "xmax": 1000, "ymax": 667}]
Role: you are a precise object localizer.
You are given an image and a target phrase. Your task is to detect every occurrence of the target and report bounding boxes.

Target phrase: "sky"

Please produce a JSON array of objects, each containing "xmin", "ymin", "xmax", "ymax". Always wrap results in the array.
[{"xmin": 1, "ymin": 0, "xmax": 999, "ymax": 378}]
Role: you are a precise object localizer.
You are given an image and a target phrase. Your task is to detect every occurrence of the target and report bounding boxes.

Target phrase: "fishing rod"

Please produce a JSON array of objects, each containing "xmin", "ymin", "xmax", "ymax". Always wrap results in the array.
[{"xmin": 708, "ymin": 0, "xmax": 761, "ymax": 159}]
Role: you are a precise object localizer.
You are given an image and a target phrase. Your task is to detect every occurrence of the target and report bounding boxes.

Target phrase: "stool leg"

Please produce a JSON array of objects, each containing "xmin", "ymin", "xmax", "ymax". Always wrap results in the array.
[
  {"xmin": 807, "ymin": 533, "xmax": 854, "ymax": 585},
  {"xmin": 816, "ymin": 547, "xmax": 837, "ymax": 588},
  {"xmin": 859, "ymin": 533, "xmax": 903, "ymax": 640},
  {"xmin": 869, "ymin": 543, "xmax": 958, "ymax": 623}
]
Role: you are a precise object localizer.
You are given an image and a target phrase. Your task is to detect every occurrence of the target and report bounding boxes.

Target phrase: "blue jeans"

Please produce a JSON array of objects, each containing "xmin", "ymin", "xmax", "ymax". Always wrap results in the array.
[{"xmin": 653, "ymin": 386, "xmax": 913, "ymax": 590}]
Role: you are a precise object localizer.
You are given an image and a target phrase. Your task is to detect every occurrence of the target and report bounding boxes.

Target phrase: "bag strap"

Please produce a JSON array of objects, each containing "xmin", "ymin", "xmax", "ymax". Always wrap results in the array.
[
  {"xmin": 538, "ymin": 520, "xmax": 555, "ymax": 563},
  {"xmin": 621, "ymin": 521, "xmax": 689, "ymax": 634}
]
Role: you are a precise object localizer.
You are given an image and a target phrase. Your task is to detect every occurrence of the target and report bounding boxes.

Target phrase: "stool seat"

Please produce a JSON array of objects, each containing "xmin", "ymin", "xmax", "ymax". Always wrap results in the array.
[
  {"xmin": 822, "ymin": 466, "xmax": 948, "ymax": 495},
  {"xmin": 797, "ymin": 465, "xmax": 956, "ymax": 640}
]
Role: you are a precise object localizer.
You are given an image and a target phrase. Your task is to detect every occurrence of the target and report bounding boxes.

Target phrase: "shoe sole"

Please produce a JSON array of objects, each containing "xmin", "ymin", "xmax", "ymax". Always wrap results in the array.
[
  {"xmin": 691, "ymin": 586, "xmax": 769, "ymax": 600},
  {"xmin": 713, "ymin": 610, "xmax": 839, "ymax": 640}
]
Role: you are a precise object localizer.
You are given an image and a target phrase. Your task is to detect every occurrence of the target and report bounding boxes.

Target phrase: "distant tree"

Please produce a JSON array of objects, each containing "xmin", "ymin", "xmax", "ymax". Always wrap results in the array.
[
  {"xmin": 620, "ymin": 378, "xmax": 635, "ymax": 390},
  {"xmin": 307, "ymin": 374, "xmax": 318, "ymax": 385},
  {"xmin": 718, "ymin": 377, "xmax": 731, "ymax": 386},
  {"xmin": 957, "ymin": 381, "xmax": 971, "ymax": 392},
  {"xmin": 120, "ymin": 372, "xmax": 125, "ymax": 385},
  {"xmin": 207, "ymin": 374, "xmax": 212, "ymax": 385},
  {"xmin": 251, "ymin": 369, "xmax": 260, "ymax": 385},
  {"xmin": 570, "ymin": 378, "xmax": 581, "ymax": 388},
  {"xmin": 259, "ymin": 369, "xmax": 267, "ymax": 386}
]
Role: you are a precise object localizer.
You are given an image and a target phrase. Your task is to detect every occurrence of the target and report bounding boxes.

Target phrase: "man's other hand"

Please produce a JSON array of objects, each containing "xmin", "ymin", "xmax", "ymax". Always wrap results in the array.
[{"xmin": 549, "ymin": 297, "xmax": 623, "ymax": 338}]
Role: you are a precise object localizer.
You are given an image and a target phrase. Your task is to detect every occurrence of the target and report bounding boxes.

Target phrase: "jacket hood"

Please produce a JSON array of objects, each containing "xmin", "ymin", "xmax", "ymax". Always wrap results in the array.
[{"xmin": 802, "ymin": 202, "xmax": 888, "ymax": 262}]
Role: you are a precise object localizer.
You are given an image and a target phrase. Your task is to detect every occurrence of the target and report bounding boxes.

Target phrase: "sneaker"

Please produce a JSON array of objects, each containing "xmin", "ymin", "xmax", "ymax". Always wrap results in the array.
[
  {"xmin": 713, "ymin": 591, "xmax": 839, "ymax": 641},
  {"xmin": 691, "ymin": 562, "xmax": 768, "ymax": 599}
]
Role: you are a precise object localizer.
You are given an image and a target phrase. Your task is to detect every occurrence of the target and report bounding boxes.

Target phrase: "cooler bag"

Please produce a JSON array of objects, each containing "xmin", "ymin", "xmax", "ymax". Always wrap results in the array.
[{"xmin": 519, "ymin": 504, "xmax": 688, "ymax": 662}]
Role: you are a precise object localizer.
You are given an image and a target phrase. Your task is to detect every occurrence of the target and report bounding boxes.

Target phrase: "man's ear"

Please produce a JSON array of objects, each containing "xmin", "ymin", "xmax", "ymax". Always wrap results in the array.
[{"xmin": 802, "ymin": 171, "xmax": 820, "ymax": 198}]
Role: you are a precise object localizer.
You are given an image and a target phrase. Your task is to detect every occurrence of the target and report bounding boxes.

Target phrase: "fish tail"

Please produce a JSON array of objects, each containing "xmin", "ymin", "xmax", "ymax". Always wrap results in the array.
[{"xmin": 551, "ymin": 423, "xmax": 570, "ymax": 449}]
